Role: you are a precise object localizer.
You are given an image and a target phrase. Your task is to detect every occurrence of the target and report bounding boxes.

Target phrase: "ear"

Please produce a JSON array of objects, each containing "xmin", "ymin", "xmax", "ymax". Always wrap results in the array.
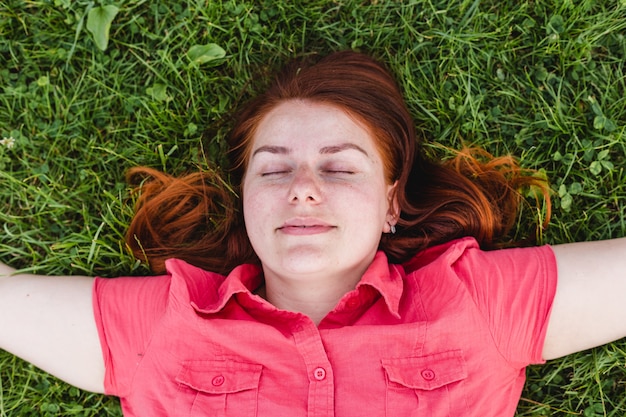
[{"xmin": 385, "ymin": 180, "xmax": 400, "ymax": 229}]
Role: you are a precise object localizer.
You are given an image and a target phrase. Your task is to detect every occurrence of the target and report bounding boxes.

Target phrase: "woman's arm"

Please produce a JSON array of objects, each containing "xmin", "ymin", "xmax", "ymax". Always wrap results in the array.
[
  {"xmin": 543, "ymin": 237, "xmax": 626, "ymax": 360},
  {"xmin": 0, "ymin": 263, "xmax": 105, "ymax": 393}
]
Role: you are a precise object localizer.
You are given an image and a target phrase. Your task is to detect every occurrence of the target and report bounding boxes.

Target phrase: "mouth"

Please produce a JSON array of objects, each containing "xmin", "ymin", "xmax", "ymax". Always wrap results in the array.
[{"xmin": 278, "ymin": 219, "xmax": 336, "ymax": 235}]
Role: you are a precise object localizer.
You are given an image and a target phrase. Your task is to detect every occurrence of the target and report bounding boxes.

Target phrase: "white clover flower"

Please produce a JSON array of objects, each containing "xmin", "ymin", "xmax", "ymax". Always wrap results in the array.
[{"xmin": 0, "ymin": 136, "xmax": 15, "ymax": 149}]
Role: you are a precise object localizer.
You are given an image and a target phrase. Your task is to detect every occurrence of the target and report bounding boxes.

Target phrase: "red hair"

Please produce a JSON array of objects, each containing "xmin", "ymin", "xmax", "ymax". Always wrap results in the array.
[
  {"xmin": 125, "ymin": 167, "xmax": 255, "ymax": 275},
  {"xmin": 126, "ymin": 51, "xmax": 550, "ymax": 274}
]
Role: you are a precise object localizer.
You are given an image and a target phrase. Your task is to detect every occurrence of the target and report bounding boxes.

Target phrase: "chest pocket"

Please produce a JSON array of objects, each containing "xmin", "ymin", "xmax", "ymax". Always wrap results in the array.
[
  {"xmin": 382, "ymin": 350, "xmax": 468, "ymax": 417},
  {"xmin": 175, "ymin": 360, "xmax": 263, "ymax": 417}
]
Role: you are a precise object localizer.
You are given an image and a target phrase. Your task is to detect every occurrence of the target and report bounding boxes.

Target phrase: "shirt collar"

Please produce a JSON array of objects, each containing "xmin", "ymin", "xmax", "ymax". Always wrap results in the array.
[
  {"xmin": 164, "ymin": 258, "xmax": 263, "ymax": 315},
  {"xmin": 355, "ymin": 251, "xmax": 404, "ymax": 318},
  {"xmin": 166, "ymin": 251, "xmax": 404, "ymax": 318}
]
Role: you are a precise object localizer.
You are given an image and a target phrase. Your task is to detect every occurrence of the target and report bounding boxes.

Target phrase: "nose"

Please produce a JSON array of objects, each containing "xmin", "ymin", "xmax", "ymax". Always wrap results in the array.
[{"xmin": 289, "ymin": 167, "xmax": 321, "ymax": 204}]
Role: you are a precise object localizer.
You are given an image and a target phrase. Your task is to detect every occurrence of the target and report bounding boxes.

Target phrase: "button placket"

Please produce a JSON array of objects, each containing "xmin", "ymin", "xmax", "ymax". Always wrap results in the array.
[{"xmin": 292, "ymin": 319, "xmax": 335, "ymax": 416}]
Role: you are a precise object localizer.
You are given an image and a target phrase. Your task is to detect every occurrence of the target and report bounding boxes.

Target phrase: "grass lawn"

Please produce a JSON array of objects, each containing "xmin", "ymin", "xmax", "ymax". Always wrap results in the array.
[{"xmin": 1, "ymin": 0, "xmax": 625, "ymax": 415}]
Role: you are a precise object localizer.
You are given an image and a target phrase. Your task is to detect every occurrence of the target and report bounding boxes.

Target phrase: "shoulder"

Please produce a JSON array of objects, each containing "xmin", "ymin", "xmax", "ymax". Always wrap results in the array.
[
  {"xmin": 400, "ymin": 237, "xmax": 557, "ymax": 304},
  {"xmin": 402, "ymin": 237, "xmax": 555, "ymax": 276},
  {"xmin": 398, "ymin": 238, "xmax": 557, "ymax": 366},
  {"xmin": 95, "ymin": 258, "xmax": 232, "ymax": 310}
]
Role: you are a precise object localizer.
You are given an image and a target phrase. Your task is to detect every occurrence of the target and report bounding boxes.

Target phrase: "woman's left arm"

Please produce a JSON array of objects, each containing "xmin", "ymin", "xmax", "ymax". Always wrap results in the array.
[{"xmin": 543, "ymin": 237, "xmax": 626, "ymax": 360}]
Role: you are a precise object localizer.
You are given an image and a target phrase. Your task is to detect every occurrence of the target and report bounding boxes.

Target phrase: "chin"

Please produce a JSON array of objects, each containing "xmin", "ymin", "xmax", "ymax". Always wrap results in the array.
[
  {"xmin": 274, "ymin": 249, "xmax": 332, "ymax": 273},
  {"xmin": 280, "ymin": 259, "xmax": 330, "ymax": 275}
]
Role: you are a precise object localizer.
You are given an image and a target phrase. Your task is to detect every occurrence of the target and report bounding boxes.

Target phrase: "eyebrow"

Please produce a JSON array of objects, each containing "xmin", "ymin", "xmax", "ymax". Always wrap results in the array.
[
  {"xmin": 320, "ymin": 143, "xmax": 369, "ymax": 156},
  {"xmin": 252, "ymin": 145, "xmax": 290, "ymax": 157},
  {"xmin": 251, "ymin": 143, "xmax": 369, "ymax": 157}
]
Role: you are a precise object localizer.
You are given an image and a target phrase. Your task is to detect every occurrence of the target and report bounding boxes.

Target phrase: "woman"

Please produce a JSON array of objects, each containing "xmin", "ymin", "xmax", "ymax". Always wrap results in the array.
[{"xmin": 1, "ymin": 51, "xmax": 625, "ymax": 416}]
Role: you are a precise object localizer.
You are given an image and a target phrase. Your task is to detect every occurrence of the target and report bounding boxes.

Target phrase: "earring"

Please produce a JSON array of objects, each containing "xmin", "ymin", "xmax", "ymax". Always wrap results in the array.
[{"xmin": 390, "ymin": 224, "xmax": 396, "ymax": 234}]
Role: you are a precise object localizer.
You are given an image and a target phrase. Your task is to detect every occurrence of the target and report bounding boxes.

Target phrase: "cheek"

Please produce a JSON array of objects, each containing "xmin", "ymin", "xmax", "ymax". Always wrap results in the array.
[
  {"xmin": 242, "ymin": 193, "xmax": 263, "ymax": 249},
  {"xmin": 241, "ymin": 183, "xmax": 253, "ymax": 224},
  {"xmin": 242, "ymin": 190, "xmax": 256, "ymax": 222},
  {"xmin": 242, "ymin": 186, "xmax": 271, "ymax": 227},
  {"xmin": 357, "ymin": 181, "xmax": 390, "ymax": 208}
]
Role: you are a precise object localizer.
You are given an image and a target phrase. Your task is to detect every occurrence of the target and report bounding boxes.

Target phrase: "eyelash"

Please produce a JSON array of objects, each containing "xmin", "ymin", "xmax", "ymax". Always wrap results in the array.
[
  {"xmin": 323, "ymin": 169, "xmax": 354, "ymax": 175},
  {"xmin": 261, "ymin": 169, "xmax": 354, "ymax": 177},
  {"xmin": 261, "ymin": 170, "xmax": 290, "ymax": 177}
]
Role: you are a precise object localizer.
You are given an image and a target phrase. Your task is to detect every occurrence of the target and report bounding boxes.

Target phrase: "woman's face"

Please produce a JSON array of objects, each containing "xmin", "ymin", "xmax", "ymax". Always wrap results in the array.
[{"xmin": 242, "ymin": 100, "xmax": 397, "ymax": 283}]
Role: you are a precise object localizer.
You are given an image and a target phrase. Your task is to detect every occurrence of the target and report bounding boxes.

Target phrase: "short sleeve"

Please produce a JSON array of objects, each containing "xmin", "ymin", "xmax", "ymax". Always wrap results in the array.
[
  {"xmin": 92, "ymin": 274, "xmax": 171, "ymax": 396},
  {"xmin": 453, "ymin": 244, "xmax": 558, "ymax": 367}
]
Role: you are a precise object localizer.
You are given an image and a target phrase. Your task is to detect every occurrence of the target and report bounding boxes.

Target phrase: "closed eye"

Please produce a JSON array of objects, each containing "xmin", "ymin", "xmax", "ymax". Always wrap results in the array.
[
  {"xmin": 261, "ymin": 170, "xmax": 291, "ymax": 177},
  {"xmin": 323, "ymin": 170, "xmax": 354, "ymax": 175}
]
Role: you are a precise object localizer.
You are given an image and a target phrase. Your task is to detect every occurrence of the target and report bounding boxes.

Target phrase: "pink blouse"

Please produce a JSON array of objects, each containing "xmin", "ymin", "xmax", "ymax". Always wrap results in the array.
[{"xmin": 93, "ymin": 237, "xmax": 557, "ymax": 416}]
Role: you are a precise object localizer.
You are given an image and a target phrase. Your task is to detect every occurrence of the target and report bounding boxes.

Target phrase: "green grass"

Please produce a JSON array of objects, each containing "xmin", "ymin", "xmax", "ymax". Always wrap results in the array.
[{"xmin": 1, "ymin": 0, "xmax": 625, "ymax": 415}]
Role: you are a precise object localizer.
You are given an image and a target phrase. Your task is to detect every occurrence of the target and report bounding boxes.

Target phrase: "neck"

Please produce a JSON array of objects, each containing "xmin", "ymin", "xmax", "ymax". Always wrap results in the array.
[{"xmin": 261, "ymin": 270, "xmax": 364, "ymax": 325}]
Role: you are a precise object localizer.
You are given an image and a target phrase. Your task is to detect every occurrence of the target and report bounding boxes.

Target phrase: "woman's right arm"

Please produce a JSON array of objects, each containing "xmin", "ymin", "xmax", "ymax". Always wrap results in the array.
[{"xmin": 0, "ymin": 262, "xmax": 105, "ymax": 393}]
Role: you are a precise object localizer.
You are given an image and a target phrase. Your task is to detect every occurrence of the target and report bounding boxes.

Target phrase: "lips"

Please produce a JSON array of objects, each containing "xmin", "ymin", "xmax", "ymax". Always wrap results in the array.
[{"xmin": 278, "ymin": 218, "xmax": 336, "ymax": 235}]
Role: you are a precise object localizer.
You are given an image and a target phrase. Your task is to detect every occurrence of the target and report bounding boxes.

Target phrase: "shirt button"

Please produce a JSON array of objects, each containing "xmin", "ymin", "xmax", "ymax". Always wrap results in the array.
[
  {"xmin": 212, "ymin": 375, "xmax": 225, "ymax": 386},
  {"xmin": 421, "ymin": 369, "xmax": 436, "ymax": 381},
  {"xmin": 313, "ymin": 367, "xmax": 326, "ymax": 381},
  {"xmin": 346, "ymin": 298, "xmax": 360, "ymax": 309}
]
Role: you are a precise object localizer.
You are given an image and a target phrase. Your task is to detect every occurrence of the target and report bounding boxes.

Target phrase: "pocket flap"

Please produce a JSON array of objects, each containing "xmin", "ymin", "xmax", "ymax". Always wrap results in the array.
[
  {"xmin": 176, "ymin": 360, "xmax": 262, "ymax": 394},
  {"xmin": 382, "ymin": 350, "xmax": 467, "ymax": 390}
]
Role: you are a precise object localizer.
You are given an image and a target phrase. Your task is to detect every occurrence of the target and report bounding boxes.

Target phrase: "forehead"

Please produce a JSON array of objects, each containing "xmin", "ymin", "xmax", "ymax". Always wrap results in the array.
[{"xmin": 252, "ymin": 100, "xmax": 377, "ymax": 152}]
